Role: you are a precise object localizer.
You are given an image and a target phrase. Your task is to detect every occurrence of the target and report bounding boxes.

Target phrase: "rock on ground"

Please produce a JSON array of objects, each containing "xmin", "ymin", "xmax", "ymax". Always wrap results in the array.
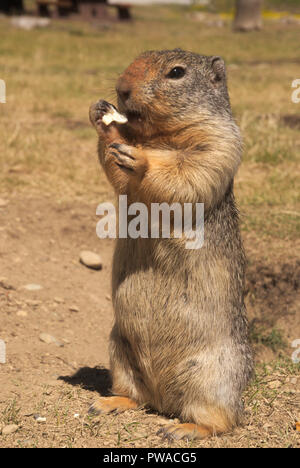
[
  {"xmin": 79, "ymin": 251, "xmax": 102, "ymax": 270},
  {"xmin": 2, "ymin": 424, "xmax": 19, "ymax": 435}
]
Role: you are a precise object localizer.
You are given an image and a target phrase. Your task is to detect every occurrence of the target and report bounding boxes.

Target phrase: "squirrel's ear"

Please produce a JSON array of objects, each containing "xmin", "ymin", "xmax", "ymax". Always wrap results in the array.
[{"xmin": 210, "ymin": 56, "xmax": 226, "ymax": 83}]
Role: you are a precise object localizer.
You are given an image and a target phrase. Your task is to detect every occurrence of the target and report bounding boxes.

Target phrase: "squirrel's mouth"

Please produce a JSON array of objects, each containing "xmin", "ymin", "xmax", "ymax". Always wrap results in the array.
[{"xmin": 125, "ymin": 110, "xmax": 143, "ymax": 124}]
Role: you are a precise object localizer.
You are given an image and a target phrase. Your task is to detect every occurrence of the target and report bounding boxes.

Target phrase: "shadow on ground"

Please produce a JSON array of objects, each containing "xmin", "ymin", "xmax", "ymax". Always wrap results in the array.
[{"xmin": 59, "ymin": 366, "xmax": 112, "ymax": 396}]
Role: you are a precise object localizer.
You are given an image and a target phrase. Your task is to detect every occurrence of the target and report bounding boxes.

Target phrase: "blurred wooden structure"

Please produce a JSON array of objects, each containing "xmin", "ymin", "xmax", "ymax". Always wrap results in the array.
[
  {"xmin": 36, "ymin": 0, "xmax": 75, "ymax": 17},
  {"xmin": 35, "ymin": 0, "xmax": 131, "ymax": 20},
  {"xmin": 233, "ymin": 0, "xmax": 263, "ymax": 31},
  {"xmin": 0, "ymin": 0, "xmax": 25, "ymax": 15}
]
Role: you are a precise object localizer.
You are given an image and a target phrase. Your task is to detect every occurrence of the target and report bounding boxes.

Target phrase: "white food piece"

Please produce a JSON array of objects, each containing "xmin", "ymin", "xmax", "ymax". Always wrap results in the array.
[{"xmin": 102, "ymin": 106, "xmax": 128, "ymax": 126}]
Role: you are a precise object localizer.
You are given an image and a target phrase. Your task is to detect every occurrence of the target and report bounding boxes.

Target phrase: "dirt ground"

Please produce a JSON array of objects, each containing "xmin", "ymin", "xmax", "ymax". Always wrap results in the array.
[{"xmin": 0, "ymin": 195, "xmax": 299, "ymax": 448}]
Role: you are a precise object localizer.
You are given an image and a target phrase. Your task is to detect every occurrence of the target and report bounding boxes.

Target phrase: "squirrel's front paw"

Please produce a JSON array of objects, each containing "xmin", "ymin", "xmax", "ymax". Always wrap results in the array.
[
  {"xmin": 108, "ymin": 143, "xmax": 146, "ymax": 175},
  {"xmin": 89, "ymin": 100, "xmax": 121, "ymax": 142},
  {"xmin": 89, "ymin": 100, "xmax": 111, "ymax": 128}
]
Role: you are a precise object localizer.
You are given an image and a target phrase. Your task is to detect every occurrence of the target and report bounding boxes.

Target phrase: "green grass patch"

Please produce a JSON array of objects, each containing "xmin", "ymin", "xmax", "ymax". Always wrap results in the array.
[{"xmin": 250, "ymin": 325, "xmax": 287, "ymax": 352}]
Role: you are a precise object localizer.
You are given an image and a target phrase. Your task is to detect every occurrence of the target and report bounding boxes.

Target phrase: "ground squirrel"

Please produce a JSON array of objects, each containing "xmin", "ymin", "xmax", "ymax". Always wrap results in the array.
[{"xmin": 89, "ymin": 49, "xmax": 253, "ymax": 441}]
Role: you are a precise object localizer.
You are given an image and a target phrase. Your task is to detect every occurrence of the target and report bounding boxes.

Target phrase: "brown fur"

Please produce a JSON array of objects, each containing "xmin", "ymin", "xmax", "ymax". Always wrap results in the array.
[{"xmin": 89, "ymin": 49, "xmax": 253, "ymax": 441}]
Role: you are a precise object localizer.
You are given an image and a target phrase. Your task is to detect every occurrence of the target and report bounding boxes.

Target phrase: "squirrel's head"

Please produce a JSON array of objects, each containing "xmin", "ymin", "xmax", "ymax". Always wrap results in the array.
[{"xmin": 116, "ymin": 49, "xmax": 233, "ymax": 138}]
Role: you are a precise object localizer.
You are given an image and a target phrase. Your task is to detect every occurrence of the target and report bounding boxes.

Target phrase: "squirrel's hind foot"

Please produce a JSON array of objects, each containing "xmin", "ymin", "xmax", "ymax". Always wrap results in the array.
[
  {"xmin": 157, "ymin": 423, "xmax": 214, "ymax": 441},
  {"xmin": 88, "ymin": 396, "xmax": 139, "ymax": 415}
]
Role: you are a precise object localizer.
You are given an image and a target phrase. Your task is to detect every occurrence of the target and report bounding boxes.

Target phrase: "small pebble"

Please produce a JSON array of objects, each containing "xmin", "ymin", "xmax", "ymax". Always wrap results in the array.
[
  {"xmin": 79, "ymin": 251, "xmax": 102, "ymax": 270},
  {"xmin": 268, "ymin": 380, "xmax": 281, "ymax": 389},
  {"xmin": 23, "ymin": 284, "xmax": 42, "ymax": 291},
  {"xmin": 0, "ymin": 198, "xmax": 8, "ymax": 208},
  {"xmin": 2, "ymin": 424, "xmax": 19, "ymax": 435},
  {"xmin": 54, "ymin": 297, "xmax": 64, "ymax": 304},
  {"xmin": 34, "ymin": 415, "xmax": 46, "ymax": 423},
  {"xmin": 0, "ymin": 278, "xmax": 15, "ymax": 290},
  {"xmin": 26, "ymin": 300, "xmax": 41, "ymax": 307},
  {"xmin": 39, "ymin": 333, "xmax": 63, "ymax": 347},
  {"xmin": 16, "ymin": 310, "xmax": 28, "ymax": 317},
  {"xmin": 69, "ymin": 306, "xmax": 79, "ymax": 313}
]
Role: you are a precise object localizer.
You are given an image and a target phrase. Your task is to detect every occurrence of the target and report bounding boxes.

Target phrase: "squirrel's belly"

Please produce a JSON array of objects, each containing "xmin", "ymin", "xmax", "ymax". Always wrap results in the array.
[
  {"xmin": 113, "ymin": 266, "xmax": 211, "ymax": 368},
  {"xmin": 112, "ymin": 247, "xmax": 239, "ymax": 351}
]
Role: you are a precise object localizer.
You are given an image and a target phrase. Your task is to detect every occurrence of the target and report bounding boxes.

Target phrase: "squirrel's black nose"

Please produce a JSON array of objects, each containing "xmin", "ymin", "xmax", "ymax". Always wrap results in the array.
[{"xmin": 116, "ymin": 80, "xmax": 131, "ymax": 103}]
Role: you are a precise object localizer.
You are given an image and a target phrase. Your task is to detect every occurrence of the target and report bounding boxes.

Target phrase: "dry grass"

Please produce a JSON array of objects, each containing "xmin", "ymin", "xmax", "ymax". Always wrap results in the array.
[{"xmin": 0, "ymin": 7, "xmax": 299, "ymax": 239}]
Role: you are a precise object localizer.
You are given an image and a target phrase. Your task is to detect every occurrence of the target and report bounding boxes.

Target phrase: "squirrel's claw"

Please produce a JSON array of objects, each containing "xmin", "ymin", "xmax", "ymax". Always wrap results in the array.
[
  {"xmin": 89, "ymin": 99, "xmax": 112, "ymax": 128},
  {"xmin": 157, "ymin": 423, "xmax": 207, "ymax": 441},
  {"xmin": 108, "ymin": 143, "xmax": 136, "ymax": 172}
]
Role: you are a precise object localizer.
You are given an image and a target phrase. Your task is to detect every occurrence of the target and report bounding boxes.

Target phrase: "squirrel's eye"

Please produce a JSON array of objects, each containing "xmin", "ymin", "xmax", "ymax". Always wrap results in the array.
[{"xmin": 167, "ymin": 67, "xmax": 185, "ymax": 79}]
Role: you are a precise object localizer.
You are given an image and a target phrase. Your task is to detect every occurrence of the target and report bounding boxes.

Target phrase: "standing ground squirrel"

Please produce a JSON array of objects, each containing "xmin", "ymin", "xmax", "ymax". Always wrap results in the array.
[{"xmin": 89, "ymin": 49, "xmax": 253, "ymax": 441}]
